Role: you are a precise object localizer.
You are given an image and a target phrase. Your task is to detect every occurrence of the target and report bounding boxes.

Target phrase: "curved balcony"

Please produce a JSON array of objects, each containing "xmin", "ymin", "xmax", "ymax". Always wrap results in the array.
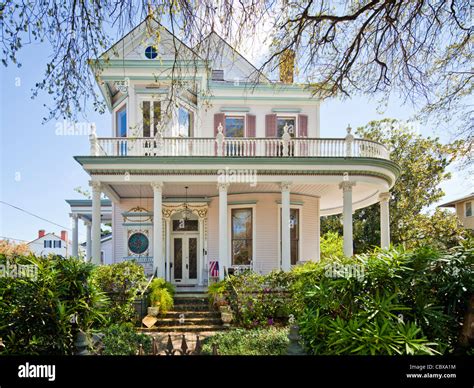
[{"xmin": 91, "ymin": 136, "xmax": 390, "ymax": 160}]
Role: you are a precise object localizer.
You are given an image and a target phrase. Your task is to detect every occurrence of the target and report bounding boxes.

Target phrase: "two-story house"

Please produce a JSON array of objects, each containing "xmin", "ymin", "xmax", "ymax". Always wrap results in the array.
[
  {"xmin": 28, "ymin": 230, "xmax": 74, "ymax": 258},
  {"xmin": 69, "ymin": 18, "xmax": 399, "ymax": 285},
  {"xmin": 439, "ymin": 193, "xmax": 474, "ymax": 232}
]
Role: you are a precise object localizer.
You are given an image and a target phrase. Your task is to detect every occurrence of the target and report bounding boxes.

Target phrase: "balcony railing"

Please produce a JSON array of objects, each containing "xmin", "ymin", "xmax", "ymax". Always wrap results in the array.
[{"xmin": 89, "ymin": 129, "xmax": 390, "ymax": 160}]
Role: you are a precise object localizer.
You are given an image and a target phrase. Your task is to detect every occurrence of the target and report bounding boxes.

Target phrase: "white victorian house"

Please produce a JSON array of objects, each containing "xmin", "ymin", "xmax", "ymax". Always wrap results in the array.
[{"xmin": 70, "ymin": 18, "xmax": 399, "ymax": 285}]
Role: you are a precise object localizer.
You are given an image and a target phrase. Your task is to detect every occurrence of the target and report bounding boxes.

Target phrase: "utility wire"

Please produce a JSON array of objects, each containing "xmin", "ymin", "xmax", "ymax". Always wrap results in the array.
[
  {"xmin": 0, "ymin": 201, "xmax": 87, "ymax": 239},
  {"xmin": 0, "ymin": 200, "xmax": 71, "ymax": 230}
]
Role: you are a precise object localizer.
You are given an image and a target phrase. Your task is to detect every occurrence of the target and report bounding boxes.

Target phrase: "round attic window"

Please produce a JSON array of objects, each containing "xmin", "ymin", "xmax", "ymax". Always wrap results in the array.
[{"xmin": 144, "ymin": 46, "xmax": 158, "ymax": 59}]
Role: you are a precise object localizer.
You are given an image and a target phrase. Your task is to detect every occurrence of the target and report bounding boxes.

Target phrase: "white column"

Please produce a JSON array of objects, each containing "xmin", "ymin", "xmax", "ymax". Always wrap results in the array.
[
  {"xmin": 218, "ymin": 183, "xmax": 229, "ymax": 280},
  {"xmin": 85, "ymin": 221, "xmax": 92, "ymax": 261},
  {"xmin": 281, "ymin": 182, "xmax": 292, "ymax": 271},
  {"xmin": 379, "ymin": 192, "xmax": 391, "ymax": 249},
  {"xmin": 198, "ymin": 218, "xmax": 204, "ymax": 285},
  {"xmin": 315, "ymin": 198, "xmax": 321, "ymax": 261},
  {"xmin": 165, "ymin": 218, "xmax": 171, "ymax": 281},
  {"xmin": 339, "ymin": 181, "xmax": 356, "ymax": 257},
  {"xmin": 152, "ymin": 182, "xmax": 164, "ymax": 278},
  {"xmin": 70, "ymin": 213, "xmax": 79, "ymax": 257},
  {"xmin": 90, "ymin": 181, "xmax": 102, "ymax": 265}
]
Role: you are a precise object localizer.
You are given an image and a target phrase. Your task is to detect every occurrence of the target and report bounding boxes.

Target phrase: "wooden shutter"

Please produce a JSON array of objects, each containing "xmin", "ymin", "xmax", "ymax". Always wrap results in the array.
[
  {"xmin": 265, "ymin": 114, "xmax": 277, "ymax": 137},
  {"xmin": 298, "ymin": 114, "xmax": 308, "ymax": 137},
  {"xmin": 214, "ymin": 113, "xmax": 225, "ymax": 136},
  {"xmin": 214, "ymin": 113, "xmax": 225, "ymax": 156},
  {"xmin": 246, "ymin": 114, "xmax": 256, "ymax": 137}
]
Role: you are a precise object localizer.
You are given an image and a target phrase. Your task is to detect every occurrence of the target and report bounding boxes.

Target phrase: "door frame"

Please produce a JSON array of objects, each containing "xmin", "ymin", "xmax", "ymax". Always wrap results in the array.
[{"xmin": 170, "ymin": 232, "xmax": 200, "ymax": 285}]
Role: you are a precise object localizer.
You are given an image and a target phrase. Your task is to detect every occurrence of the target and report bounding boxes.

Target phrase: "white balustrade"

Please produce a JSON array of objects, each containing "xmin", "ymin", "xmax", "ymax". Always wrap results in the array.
[{"xmin": 94, "ymin": 137, "xmax": 390, "ymax": 160}]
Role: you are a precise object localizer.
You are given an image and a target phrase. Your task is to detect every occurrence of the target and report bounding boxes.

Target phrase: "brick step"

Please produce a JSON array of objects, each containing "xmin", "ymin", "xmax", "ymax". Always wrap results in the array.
[
  {"xmin": 172, "ymin": 304, "xmax": 212, "ymax": 311},
  {"xmin": 174, "ymin": 297, "xmax": 209, "ymax": 305},
  {"xmin": 155, "ymin": 317, "xmax": 222, "ymax": 326},
  {"xmin": 164, "ymin": 311, "xmax": 220, "ymax": 319},
  {"xmin": 139, "ymin": 325, "xmax": 227, "ymax": 333}
]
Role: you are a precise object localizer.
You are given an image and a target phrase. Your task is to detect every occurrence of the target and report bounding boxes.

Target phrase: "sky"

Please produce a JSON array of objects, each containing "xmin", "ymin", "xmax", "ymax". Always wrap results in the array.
[{"xmin": 0, "ymin": 21, "xmax": 472, "ymax": 245}]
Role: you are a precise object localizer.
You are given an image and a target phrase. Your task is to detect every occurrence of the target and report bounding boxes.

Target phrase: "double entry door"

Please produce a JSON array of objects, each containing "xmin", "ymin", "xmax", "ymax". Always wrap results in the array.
[{"xmin": 171, "ymin": 233, "xmax": 198, "ymax": 285}]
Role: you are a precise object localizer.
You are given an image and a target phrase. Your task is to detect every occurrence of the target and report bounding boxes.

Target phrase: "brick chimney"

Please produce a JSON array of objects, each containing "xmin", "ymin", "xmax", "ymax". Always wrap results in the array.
[
  {"xmin": 38, "ymin": 229, "xmax": 46, "ymax": 238},
  {"xmin": 279, "ymin": 49, "xmax": 295, "ymax": 84},
  {"xmin": 60, "ymin": 230, "xmax": 68, "ymax": 242}
]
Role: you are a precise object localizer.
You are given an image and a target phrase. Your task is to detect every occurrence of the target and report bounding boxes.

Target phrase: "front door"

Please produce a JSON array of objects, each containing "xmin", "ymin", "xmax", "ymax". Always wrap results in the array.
[{"xmin": 172, "ymin": 235, "xmax": 198, "ymax": 285}]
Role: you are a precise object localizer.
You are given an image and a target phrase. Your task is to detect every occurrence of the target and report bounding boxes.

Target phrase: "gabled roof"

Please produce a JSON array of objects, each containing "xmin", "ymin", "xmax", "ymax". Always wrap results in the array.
[
  {"xmin": 97, "ymin": 16, "xmax": 204, "ymax": 63},
  {"xmin": 28, "ymin": 233, "xmax": 71, "ymax": 245},
  {"xmin": 194, "ymin": 31, "xmax": 270, "ymax": 83},
  {"xmin": 438, "ymin": 192, "xmax": 474, "ymax": 208}
]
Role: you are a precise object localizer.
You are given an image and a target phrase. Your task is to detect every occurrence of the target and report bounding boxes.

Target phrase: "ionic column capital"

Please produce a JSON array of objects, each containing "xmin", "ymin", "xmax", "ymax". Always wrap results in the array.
[
  {"xmin": 217, "ymin": 182, "xmax": 230, "ymax": 193},
  {"xmin": 339, "ymin": 181, "xmax": 356, "ymax": 191},
  {"xmin": 151, "ymin": 182, "xmax": 164, "ymax": 192},
  {"xmin": 379, "ymin": 192, "xmax": 391, "ymax": 203},
  {"xmin": 280, "ymin": 181, "xmax": 292, "ymax": 192},
  {"xmin": 89, "ymin": 180, "xmax": 101, "ymax": 191}
]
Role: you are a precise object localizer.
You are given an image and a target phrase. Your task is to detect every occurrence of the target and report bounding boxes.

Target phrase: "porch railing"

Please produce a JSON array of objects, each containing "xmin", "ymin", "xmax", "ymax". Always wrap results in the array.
[{"xmin": 89, "ymin": 125, "xmax": 390, "ymax": 160}]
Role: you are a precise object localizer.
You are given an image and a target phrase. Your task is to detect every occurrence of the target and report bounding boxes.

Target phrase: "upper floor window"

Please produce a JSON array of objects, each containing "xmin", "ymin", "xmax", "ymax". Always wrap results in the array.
[
  {"xmin": 44, "ymin": 240, "xmax": 52, "ymax": 248},
  {"xmin": 225, "ymin": 116, "xmax": 245, "ymax": 138},
  {"xmin": 175, "ymin": 106, "xmax": 192, "ymax": 137},
  {"xmin": 116, "ymin": 105, "xmax": 127, "ymax": 137},
  {"xmin": 144, "ymin": 46, "xmax": 158, "ymax": 59},
  {"xmin": 53, "ymin": 240, "xmax": 62, "ymax": 248},
  {"xmin": 231, "ymin": 208, "xmax": 253, "ymax": 265},
  {"xmin": 466, "ymin": 201, "xmax": 472, "ymax": 217},
  {"xmin": 277, "ymin": 117, "xmax": 296, "ymax": 137},
  {"xmin": 142, "ymin": 101, "xmax": 161, "ymax": 137}
]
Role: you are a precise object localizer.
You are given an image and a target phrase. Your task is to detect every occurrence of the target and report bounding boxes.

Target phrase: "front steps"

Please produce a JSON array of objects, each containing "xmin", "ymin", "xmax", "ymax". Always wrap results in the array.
[{"xmin": 139, "ymin": 293, "xmax": 226, "ymax": 333}]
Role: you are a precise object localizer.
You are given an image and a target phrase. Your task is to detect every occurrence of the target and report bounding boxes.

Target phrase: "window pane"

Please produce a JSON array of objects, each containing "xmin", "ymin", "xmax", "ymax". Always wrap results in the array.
[
  {"xmin": 232, "ymin": 209, "xmax": 252, "ymax": 238},
  {"xmin": 177, "ymin": 107, "xmax": 191, "ymax": 137},
  {"xmin": 281, "ymin": 208, "xmax": 300, "ymax": 265},
  {"xmin": 225, "ymin": 117, "xmax": 245, "ymax": 138},
  {"xmin": 188, "ymin": 237, "xmax": 197, "ymax": 279},
  {"xmin": 142, "ymin": 101, "xmax": 150, "ymax": 137},
  {"xmin": 277, "ymin": 117, "xmax": 296, "ymax": 137},
  {"xmin": 117, "ymin": 107, "xmax": 127, "ymax": 137},
  {"xmin": 172, "ymin": 219, "xmax": 198, "ymax": 231},
  {"xmin": 153, "ymin": 101, "xmax": 161, "ymax": 134},
  {"xmin": 467, "ymin": 202, "xmax": 472, "ymax": 217},
  {"xmin": 232, "ymin": 240, "xmax": 252, "ymax": 265},
  {"xmin": 174, "ymin": 238, "xmax": 183, "ymax": 280},
  {"xmin": 231, "ymin": 208, "xmax": 253, "ymax": 265}
]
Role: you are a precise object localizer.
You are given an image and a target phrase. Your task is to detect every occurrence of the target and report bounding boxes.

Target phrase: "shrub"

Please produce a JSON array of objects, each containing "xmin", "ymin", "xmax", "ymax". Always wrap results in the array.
[
  {"xmin": 208, "ymin": 280, "xmax": 227, "ymax": 307},
  {"xmin": 320, "ymin": 231, "xmax": 344, "ymax": 259},
  {"xmin": 0, "ymin": 254, "xmax": 108, "ymax": 355},
  {"xmin": 92, "ymin": 261, "xmax": 147, "ymax": 323},
  {"xmin": 225, "ymin": 271, "xmax": 292, "ymax": 328},
  {"xmin": 148, "ymin": 278, "xmax": 175, "ymax": 314},
  {"xmin": 101, "ymin": 323, "xmax": 152, "ymax": 355},
  {"xmin": 202, "ymin": 327, "xmax": 289, "ymax": 355}
]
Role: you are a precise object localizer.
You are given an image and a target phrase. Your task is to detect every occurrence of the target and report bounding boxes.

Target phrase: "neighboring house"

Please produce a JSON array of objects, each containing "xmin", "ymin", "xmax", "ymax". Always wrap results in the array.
[
  {"xmin": 80, "ymin": 234, "xmax": 113, "ymax": 265},
  {"xmin": 438, "ymin": 193, "xmax": 474, "ymax": 232},
  {"xmin": 70, "ymin": 17, "xmax": 399, "ymax": 285},
  {"xmin": 28, "ymin": 230, "xmax": 74, "ymax": 257}
]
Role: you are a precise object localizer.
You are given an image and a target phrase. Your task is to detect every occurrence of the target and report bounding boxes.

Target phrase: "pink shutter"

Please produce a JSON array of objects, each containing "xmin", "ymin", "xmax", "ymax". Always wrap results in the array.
[
  {"xmin": 214, "ymin": 113, "xmax": 225, "ymax": 136},
  {"xmin": 265, "ymin": 114, "xmax": 277, "ymax": 137},
  {"xmin": 298, "ymin": 114, "xmax": 308, "ymax": 156},
  {"xmin": 214, "ymin": 113, "xmax": 225, "ymax": 156},
  {"xmin": 246, "ymin": 114, "xmax": 256, "ymax": 156},
  {"xmin": 246, "ymin": 114, "xmax": 256, "ymax": 137},
  {"xmin": 298, "ymin": 114, "xmax": 308, "ymax": 137}
]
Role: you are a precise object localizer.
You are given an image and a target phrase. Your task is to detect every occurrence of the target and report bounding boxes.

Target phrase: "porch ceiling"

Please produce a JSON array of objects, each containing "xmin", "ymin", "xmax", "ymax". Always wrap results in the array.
[{"xmin": 108, "ymin": 182, "xmax": 381, "ymax": 216}]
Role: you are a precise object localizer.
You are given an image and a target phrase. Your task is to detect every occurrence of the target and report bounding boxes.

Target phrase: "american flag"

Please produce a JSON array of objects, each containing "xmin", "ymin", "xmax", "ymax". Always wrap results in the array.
[{"xmin": 209, "ymin": 261, "xmax": 219, "ymax": 277}]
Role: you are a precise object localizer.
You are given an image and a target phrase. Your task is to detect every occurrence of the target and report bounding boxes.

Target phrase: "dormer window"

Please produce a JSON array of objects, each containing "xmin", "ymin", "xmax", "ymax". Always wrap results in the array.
[{"xmin": 144, "ymin": 46, "xmax": 158, "ymax": 59}]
